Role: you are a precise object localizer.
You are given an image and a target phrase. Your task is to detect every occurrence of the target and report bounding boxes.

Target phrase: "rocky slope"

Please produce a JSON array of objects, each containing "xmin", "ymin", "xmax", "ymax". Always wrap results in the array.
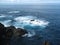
[
  {"xmin": 0, "ymin": 23, "xmax": 28, "ymax": 45},
  {"xmin": 0, "ymin": 23, "xmax": 50, "ymax": 45}
]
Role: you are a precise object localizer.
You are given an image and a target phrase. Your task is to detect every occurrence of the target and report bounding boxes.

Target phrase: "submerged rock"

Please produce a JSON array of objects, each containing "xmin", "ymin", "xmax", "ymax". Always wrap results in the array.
[{"xmin": 30, "ymin": 19, "xmax": 34, "ymax": 21}]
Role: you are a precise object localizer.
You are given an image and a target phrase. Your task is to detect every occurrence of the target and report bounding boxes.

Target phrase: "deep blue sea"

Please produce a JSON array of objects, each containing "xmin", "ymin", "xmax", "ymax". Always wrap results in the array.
[{"xmin": 0, "ymin": 4, "xmax": 60, "ymax": 45}]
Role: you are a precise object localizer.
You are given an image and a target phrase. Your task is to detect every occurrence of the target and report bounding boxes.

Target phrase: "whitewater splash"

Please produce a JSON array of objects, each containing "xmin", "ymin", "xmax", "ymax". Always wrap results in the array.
[
  {"xmin": 0, "ymin": 15, "xmax": 49, "ymax": 37},
  {"xmin": 14, "ymin": 16, "xmax": 49, "ymax": 37},
  {"xmin": 14, "ymin": 16, "xmax": 49, "ymax": 28}
]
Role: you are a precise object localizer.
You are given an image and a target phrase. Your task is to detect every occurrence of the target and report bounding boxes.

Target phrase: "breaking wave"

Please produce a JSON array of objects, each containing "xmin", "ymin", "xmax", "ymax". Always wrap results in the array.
[
  {"xmin": 0, "ymin": 15, "xmax": 49, "ymax": 37},
  {"xmin": 14, "ymin": 16, "xmax": 49, "ymax": 29}
]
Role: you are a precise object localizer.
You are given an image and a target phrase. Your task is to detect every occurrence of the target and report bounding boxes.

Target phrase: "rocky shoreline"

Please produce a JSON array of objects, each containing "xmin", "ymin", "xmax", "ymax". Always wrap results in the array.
[
  {"xmin": 0, "ymin": 23, "xmax": 28, "ymax": 45},
  {"xmin": 0, "ymin": 23, "xmax": 50, "ymax": 45}
]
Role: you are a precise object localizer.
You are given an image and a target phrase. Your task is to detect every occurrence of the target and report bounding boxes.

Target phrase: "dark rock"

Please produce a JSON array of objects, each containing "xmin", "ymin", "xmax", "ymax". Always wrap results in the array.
[
  {"xmin": 6, "ymin": 26, "xmax": 16, "ymax": 31},
  {"xmin": 5, "ymin": 26, "xmax": 14, "ymax": 45},
  {"xmin": 0, "ymin": 23, "xmax": 28, "ymax": 45},
  {"xmin": 16, "ymin": 28, "xmax": 28, "ymax": 36},
  {"xmin": 5, "ymin": 26, "xmax": 16, "ymax": 39},
  {"xmin": 43, "ymin": 41, "xmax": 50, "ymax": 45},
  {"xmin": 0, "ymin": 23, "xmax": 4, "ymax": 28},
  {"xmin": 13, "ymin": 28, "xmax": 28, "ymax": 37},
  {"xmin": 0, "ymin": 23, "xmax": 6, "ymax": 45},
  {"xmin": 30, "ymin": 19, "xmax": 34, "ymax": 21}
]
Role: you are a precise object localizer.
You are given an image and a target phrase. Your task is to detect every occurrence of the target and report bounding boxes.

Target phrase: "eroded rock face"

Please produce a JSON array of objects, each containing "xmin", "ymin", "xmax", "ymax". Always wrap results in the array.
[{"xmin": 0, "ymin": 23, "xmax": 28, "ymax": 45}]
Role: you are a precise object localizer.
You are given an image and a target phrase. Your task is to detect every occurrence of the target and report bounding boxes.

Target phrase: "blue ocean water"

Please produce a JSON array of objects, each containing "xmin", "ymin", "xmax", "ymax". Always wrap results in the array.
[{"xmin": 0, "ymin": 4, "xmax": 60, "ymax": 45}]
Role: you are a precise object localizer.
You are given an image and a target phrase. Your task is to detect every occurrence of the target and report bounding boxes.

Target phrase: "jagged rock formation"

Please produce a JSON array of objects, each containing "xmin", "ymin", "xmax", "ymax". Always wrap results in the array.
[
  {"xmin": 0, "ymin": 23, "xmax": 50, "ymax": 45},
  {"xmin": 0, "ymin": 23, "xmax": 28, "ymax": 45},
  {"xmin": 0, "ymin": 23, "xmax": 6, "ymax": 45}
]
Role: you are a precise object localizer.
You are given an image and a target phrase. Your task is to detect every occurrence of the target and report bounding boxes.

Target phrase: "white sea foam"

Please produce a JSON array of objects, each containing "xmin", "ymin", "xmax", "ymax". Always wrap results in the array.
[
  {"xmin": 14, "ymin": 16, "xmax": 49, "ymax": 28},
  {"xmin": 8, "ymin": 11, "xmax": 20, "ymax": 14},
  {"xmin": 0, "ymin": 16, "xmax": 49, "ymax": 37},
  {"xmin": 0, "ymin": 20, "xmax": 11, "ymax": 27},
  {"xmin": 0, "ymin": 15, "xmax": 49, "ymax": 29},
  {"xmin": 22, "ymin": 31, "xmax": 35, "ymax": 37},
  {"xmin": 14, "ymin": 16, "xmax": 49, "ymax": 37},
  {"xmin": 0, "ymin": 15, "xmax": 6, "ymax": 18},
  {"xmin": 27, "ymin": 31, "xmax": 35, "ymax": 37}
]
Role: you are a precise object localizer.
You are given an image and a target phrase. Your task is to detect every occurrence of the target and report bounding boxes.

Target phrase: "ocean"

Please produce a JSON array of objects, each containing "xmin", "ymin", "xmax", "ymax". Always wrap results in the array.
[{"xmin": 0, "ymin": 4, "xmax": 60, "ymax": 45}]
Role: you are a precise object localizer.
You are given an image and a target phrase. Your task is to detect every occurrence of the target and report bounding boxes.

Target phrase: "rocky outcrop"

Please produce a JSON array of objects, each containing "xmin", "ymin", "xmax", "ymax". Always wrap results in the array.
[
  {"xmin": 0, "ymin": 23, "xmax": 28, "ymax": 45},
  {"xmin": 43, "ymin": 41, "xmax": 50, "ymax": 45},
  {"xmin": 0, "ymin": 23, "xmax": 51, "ymax": 45},
  {"xmin": 0, "ymin": 23, "xmax": 6, "ymax": 45}
]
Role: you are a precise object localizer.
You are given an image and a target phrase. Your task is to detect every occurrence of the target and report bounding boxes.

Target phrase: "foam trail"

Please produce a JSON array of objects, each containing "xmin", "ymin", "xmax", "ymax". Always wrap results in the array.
[
  {"xmin": 27, "ymin": 31, "xmax": 35, "ymax": 37},
  {"xmin": 0, "ymin": 15, "xmax": 6, "ymax": 18},
  {"xmin": 22, "ymin": 31, "xmax": 35, "ymax": 37},
  {"xmin": 8, "ymin": 11, "xmax": 20, "ymax": 14}
]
